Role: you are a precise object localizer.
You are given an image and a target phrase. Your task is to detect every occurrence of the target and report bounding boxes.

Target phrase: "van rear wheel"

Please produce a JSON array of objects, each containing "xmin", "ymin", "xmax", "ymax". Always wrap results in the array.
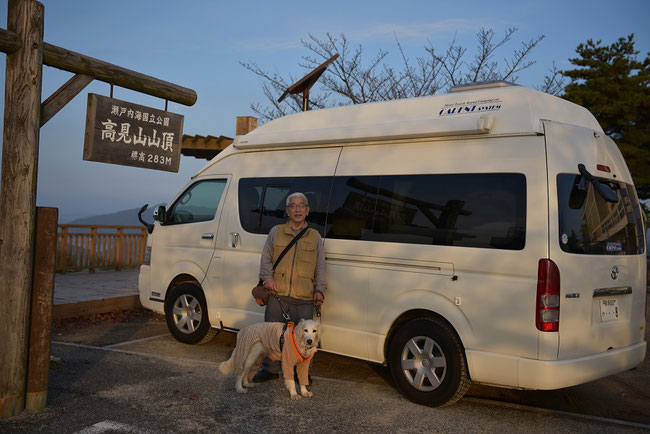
[
  {"xmin": 165, "ymin": 283, "xmax": 215, "ymax": 344},
  {"xmin": 388, "ymin": 317, "xmax": 469, "ymax": 407}
]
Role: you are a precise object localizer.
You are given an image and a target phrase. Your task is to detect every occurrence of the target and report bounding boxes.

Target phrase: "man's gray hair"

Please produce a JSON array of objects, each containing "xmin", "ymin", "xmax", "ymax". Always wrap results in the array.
[{"xmin": 286, "ymin": 192, "xmax": 308, "ymax": 207}]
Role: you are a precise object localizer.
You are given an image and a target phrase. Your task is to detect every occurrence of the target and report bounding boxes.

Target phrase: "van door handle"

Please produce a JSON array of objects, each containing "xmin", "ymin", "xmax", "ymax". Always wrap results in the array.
[
  {"xmin": 202, "ymin": 233, "xmax": 215, "ymax": 240},
  {"xmin": 231, "ymin": 232, "xmax": 240, "ymax": 248}
]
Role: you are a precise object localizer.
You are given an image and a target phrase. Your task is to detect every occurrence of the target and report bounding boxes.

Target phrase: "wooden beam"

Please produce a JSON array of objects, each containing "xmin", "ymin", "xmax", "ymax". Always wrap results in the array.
[
  {"xmin": 42, "ymin": 42, "xmax": 197, "ymax": 106},
  {"xmin": 181, "ymin": 134, "xmax": 233, "ymax": 160},
  {"xmin": 0, "ymin": 0, "xmax": 44, "ymax": 418},
  {"xmin": 0, "ymin": 27, "xmax": 22, "ymax": 54},
  {"xmin": 1, "ymin": 19, "xmax": 197, "ymax": 108},
  {"xmin": 40, "ymin": 73, "xmax": 93, "ymax": 127}
]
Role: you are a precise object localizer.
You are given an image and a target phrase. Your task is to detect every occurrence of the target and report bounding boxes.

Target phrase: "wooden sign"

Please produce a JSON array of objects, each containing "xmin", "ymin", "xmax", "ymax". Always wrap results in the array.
[{"xmin": 83, "ymin": 94, "xmax": 184, "ymax": 172}]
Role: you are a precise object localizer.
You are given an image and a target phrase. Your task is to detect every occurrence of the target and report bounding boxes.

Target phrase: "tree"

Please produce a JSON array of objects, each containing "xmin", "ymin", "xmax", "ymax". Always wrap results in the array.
[
  {"xmin": 241, "ymin": 28, "xmax": 544, "ymax": 122},
  {"xmin": 561, "ymin": 34, "xmax": 650, "ymax": 195}
]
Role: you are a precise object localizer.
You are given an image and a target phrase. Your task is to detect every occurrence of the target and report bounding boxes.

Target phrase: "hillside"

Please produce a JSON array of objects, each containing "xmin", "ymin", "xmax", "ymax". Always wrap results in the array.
[{"xmin": 66, "ymin": 204, "xmax": 163, "ymax": 226}]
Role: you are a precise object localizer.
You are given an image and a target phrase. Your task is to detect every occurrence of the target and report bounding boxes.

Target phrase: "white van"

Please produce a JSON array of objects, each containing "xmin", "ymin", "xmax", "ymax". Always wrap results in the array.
[{"xmin": 139, "ymin": 82, "xmax": 647, "ymax": 406}]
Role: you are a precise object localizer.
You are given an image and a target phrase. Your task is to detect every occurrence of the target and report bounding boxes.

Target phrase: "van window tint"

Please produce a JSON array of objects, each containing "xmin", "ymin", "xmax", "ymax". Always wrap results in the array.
[
  {"xmin": 371, "ymin": 174, "xmax": 526, "ymax": 249},
  {"xmin": 239, "ymin": 177, "xmax": 332, "ymax": 235},
  {"xmin": 167, "ymin": 179, "xmax": 227, "ymax": 224},
  {"xmin": 557, "ymin": 174, "xmax": 644, "ymax": 255},
  {"xmin": 326, "ymin": 176, "xmax": 380, "ymax": 240}
]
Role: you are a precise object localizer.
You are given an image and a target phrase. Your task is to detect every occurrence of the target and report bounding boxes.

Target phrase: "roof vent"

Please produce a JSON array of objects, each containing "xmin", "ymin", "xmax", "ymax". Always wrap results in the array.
[{"xmin": 449, "ymin": 81, "xmax": 518, "ymax": 93}]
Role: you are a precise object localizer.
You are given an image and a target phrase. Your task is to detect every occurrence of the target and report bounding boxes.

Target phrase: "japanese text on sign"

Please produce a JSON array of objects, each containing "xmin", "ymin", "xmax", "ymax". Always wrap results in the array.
[{"xmin": 84, "ymin": 94, "xmax": 184, "ymax": 173}]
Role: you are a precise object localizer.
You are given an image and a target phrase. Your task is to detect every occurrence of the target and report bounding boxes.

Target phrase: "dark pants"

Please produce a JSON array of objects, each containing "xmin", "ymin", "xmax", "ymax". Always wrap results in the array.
[{"xmin": 261, "ymin": 294, "xmax": 314, "ymax": 374}]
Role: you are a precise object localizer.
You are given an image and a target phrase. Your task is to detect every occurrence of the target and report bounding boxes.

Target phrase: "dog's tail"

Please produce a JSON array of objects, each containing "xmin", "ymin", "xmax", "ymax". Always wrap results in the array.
[{"xmin": 219, "ymin": 349, "xmax": 236, "ymax": 376}]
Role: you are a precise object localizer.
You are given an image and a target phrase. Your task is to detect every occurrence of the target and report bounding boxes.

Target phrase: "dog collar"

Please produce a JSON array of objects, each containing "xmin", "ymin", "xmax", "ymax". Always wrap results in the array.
[{"xmin": 288, "ymin": 323, "xmax": 313, "ymax": 364}]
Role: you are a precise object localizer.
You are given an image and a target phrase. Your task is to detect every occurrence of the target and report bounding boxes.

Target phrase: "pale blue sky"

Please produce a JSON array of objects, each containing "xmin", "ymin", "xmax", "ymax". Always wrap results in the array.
[{"xmin": 0, "ymin": 0, "xmax": 649, "ymax": 221}]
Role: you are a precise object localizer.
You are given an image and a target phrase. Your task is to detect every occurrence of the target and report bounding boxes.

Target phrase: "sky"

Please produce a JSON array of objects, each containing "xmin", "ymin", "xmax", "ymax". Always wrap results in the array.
[{"xmin": 0, "ymin": 0, "xmax": 649, "ymax": 222}]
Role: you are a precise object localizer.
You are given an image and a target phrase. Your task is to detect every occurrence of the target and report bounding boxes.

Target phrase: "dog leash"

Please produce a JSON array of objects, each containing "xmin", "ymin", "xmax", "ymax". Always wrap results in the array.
[{"xmin": 270, "ymin": 291, "xmax": 321, "ymax": 321}]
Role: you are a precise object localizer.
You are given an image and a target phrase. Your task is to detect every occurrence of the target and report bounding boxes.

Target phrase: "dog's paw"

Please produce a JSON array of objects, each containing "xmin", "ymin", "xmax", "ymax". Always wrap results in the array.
[
  {"xmin": 301, "ymin": 390, "xmax": 313, "ymax": 398},
  {"xmin": 290, "ymin": 393, "xmax": 302, "ymax": 401},
  {"xmin": 235, "ymin": 387, "xmax": 248, "ymax": 394}
]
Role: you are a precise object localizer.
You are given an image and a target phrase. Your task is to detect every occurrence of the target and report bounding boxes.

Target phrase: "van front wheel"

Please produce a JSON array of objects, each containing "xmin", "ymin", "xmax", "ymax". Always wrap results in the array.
[
  {"xmin": 388, "ymin": 317, "xmax": 469, "ymax": 407},
  {"xmin": 165, "ymin": 283, "xmax": 215, "ymax": 344}
]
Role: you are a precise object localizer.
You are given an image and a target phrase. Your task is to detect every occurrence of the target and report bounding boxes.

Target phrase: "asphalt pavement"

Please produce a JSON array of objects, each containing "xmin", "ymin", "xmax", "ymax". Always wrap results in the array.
[
  {"xmin": 1, "ymin": 314, "xmax": 648, "ymax": 434},
  {"xmin": 0, "ymin": 269, "xmax": 645, "ymax": 432}
]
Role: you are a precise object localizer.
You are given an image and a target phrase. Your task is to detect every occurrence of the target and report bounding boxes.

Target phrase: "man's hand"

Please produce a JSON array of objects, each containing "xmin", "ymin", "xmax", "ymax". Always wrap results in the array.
[
  {"xmin": 313, "ymin": 291, "xmax": 324, "ymax": 307},
  {"xmin": 264, "ymin": 279, "xmax": 278, "ymax": 292}
]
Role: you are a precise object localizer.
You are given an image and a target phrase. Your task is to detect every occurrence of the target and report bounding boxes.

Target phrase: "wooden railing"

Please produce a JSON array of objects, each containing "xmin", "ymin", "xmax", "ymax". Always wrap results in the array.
[{"xmin": 56, "ymin": 225, "xmax": 148, "ymax": 273}]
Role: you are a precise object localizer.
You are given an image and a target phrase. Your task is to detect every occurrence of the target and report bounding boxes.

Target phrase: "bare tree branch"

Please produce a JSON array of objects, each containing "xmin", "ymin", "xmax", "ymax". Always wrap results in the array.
[
  {"xmin": 536, "ymin": 62, "xmax": 567, "ymax": 96},
  {"xmin": 242, "ymin": 28, "xmax": 547, "ymax": 121}
]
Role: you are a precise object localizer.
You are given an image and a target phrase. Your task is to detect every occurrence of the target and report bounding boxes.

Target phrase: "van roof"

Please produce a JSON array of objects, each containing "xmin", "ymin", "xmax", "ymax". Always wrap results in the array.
[{"xmin": 231, "ymin": 85, "xmax": 601, "ymax": 152}]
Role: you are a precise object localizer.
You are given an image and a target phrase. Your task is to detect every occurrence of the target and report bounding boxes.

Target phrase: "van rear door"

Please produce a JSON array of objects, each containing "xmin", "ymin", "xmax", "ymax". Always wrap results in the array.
[{"xmin": 544, "ymin": 121, "xmax": 646, "ymax": 360}]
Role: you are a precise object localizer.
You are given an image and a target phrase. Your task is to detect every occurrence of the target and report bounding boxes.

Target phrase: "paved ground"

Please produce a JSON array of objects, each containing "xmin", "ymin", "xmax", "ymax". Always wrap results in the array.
[
  {"xmin": 1, "ymin": 312, "xmax": 647, "ymax": 433},
  {"xmin": 54, "ymin": 268, "xmax": 139, "ymax": 305},
  {"xmin": 40, "ymin": 269, "xmax": 650, "ymax": 431}
]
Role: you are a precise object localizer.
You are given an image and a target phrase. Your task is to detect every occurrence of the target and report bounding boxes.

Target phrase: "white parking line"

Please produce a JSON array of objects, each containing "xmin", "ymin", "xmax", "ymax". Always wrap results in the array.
[
  {"xmin": 464, "ymin": 398, "xmax": 650, "ymax": 431},
  {"xmin": 103, "ymin": 334, "xmax": 169, "ymax": 348},
  {"xmin": 51, "ymin": 340, "xmax": 221, "ymax": 366},
  {"xmin": 74, "ymin": 420, "xmax": 150, "ymax": 433}
]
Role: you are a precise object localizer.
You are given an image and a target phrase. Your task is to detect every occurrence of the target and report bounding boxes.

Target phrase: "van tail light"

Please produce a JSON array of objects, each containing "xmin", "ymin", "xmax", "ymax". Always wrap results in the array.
[
  {"xmin": 596, "ymin": 164, "xmax": 611, "ymax": 173},
  {"xmin": 536, "ymin": 259, "xmax": 560, "ymax": 332}
]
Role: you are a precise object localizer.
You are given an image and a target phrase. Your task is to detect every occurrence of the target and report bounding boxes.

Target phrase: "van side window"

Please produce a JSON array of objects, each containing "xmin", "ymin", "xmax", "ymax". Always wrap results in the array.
[
  {"xmin": 166, "ymin": 179, "xmax": 227, "ymax": 225},
  {"xmin": 371, "ymin": 174, "xmax": 526, "ymax": 250},
  {"xmin": 239, "ymin": 177, "xmax": 332, "ymax": 235},
  {"xmin": 326, "ymin": 176, "xmax": 380, "ymax": 240},
  {"xmin": 261, "ymin": 185, "xmax": 292, "ymax": 231}
]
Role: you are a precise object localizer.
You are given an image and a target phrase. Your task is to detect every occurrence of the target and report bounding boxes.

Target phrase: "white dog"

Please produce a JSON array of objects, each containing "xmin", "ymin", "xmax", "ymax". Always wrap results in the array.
[{"xmin": 219, "ymin": 319, "xmax": 321, "ymax": 400}]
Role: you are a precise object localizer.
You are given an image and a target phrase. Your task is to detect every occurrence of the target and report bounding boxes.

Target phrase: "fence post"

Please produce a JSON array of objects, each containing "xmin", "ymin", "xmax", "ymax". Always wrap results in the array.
[
  {"xmin": 89, "ymin": 226, "xmax": 97, "ymax": 273},
  {"xmin": 116, "ymin": 228, "xmax": 123, "ymax": 271}
]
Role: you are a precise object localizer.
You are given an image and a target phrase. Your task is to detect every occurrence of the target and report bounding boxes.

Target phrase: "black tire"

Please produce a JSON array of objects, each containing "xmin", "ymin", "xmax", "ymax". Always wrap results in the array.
[
  {"xmin": 388, "ymin": 317, "xmax": 470, "ymax": 407},
  {"xmin": 165, "ymin": 282, "xmax": 214, "ymax": 344}
]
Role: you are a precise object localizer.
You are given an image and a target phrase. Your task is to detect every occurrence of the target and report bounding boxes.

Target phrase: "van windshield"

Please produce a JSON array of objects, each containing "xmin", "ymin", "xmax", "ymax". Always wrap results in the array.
[{"xmin": 557, "ymin": 174, "xmax": 645, "ymax": 255}]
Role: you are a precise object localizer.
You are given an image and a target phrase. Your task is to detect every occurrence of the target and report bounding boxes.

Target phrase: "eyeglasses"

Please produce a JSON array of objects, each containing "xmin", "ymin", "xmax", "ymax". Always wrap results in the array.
[{"xmin": 287, "ymin": 203, "xmax": 308, "ymax": 210}]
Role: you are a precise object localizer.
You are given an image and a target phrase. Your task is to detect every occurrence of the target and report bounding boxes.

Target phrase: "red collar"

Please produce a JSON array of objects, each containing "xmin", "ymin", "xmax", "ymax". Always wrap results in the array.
[{"xmin": 288, "ymin": 322, "xmax": 313, "ymax": 364}]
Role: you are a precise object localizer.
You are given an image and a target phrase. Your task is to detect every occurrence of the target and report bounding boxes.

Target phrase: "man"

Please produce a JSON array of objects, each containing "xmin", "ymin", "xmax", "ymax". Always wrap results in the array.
[{"xmin": 252, "ymin": 192, "xmax": 326, "ymax": 383}]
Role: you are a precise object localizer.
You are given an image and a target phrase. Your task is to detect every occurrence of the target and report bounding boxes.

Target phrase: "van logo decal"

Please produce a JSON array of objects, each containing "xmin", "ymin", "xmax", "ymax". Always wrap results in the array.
[
  {"xmin": 610, "ymin": 266, "xmax": 619, "ymax": 280},
  {"xmin": 438, "ymin": 98, "xmax": 502, "ymax": 117}
]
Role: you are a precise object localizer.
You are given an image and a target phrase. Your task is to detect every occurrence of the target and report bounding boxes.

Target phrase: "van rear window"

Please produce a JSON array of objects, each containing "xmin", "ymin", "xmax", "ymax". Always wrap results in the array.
[{"xmin": 557, "ymin": 174, "xmax": 644, "ymax": 255}]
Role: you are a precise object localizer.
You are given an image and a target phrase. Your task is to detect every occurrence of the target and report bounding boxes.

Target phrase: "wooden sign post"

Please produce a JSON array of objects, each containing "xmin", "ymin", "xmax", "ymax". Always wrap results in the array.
[
  {"xmin": 0, "ymin": 0, "xmax": 197, "ymax": 418},
  {"xmin": 0, "ymin": 0, "xmax": 44, "ymax": 418}
]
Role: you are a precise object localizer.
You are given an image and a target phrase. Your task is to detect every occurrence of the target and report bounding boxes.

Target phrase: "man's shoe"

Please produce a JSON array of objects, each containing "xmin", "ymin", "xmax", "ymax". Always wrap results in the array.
[{"xmin": 252, "ymin": 370, "xmax": 279, "ymax": 383}]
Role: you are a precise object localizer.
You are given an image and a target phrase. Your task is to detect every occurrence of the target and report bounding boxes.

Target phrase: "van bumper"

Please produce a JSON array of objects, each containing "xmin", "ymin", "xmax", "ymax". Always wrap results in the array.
[
  {"xmin": 138, "ymin": 265, "xmax": 163, "ymax": 313},
  {"xmin": 518, "ymin": 341, "xmax": 646, "ymax": 390}
]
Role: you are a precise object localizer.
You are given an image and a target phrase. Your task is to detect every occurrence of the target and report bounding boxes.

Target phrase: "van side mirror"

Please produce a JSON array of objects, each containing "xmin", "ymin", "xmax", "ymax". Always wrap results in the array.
[
  {"xmin": 137, "ymin": 204, "xmax": 155, "ymax": 234},
  {"xmin": 153, "ymin": 206, "xmax": 167, "ymax": 223}
]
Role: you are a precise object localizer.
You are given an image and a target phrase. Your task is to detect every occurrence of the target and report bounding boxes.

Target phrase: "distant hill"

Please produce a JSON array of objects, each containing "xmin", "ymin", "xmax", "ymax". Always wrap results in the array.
[{"xmin": 67, "ymin": 204, "xmax": 163, "ymax": 226}]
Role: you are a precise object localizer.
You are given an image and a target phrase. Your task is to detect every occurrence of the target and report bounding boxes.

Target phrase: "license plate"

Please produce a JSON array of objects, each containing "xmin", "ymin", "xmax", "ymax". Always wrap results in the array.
[{"xmin": 600, "ymin": 299, "xmax": 619, "ymax": 322}]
